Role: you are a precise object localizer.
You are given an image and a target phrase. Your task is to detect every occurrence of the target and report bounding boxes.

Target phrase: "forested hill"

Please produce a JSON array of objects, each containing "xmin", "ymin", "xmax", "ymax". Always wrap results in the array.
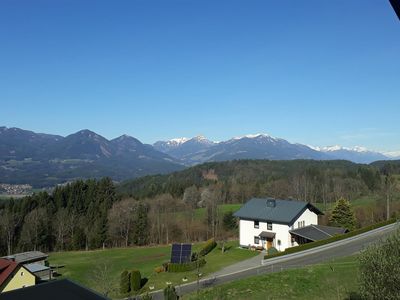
[
  {"xmin": 1, "ymin": 159, "xmax": 398, "ymax": 256},
  {"xmin": 118, "ymin": 159, "xmax": 387, "ymax": 203}
]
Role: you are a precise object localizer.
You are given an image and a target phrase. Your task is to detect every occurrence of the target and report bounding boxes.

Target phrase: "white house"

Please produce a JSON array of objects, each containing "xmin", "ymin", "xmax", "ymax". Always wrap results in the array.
[{"xmin": 234, "ymin": 198, "xmax": 325, "ymax": 251}]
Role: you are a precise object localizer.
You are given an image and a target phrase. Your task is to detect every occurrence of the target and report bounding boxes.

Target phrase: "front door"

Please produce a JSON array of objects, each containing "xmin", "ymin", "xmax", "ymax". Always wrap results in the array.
[{"xmin": 266, "ymin": 238, "xmax": 273, "ymax": 249}]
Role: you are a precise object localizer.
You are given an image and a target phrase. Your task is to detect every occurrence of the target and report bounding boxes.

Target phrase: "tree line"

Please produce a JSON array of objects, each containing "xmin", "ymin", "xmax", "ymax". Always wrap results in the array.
[{"xmin": 0, "ymin": 159, "xmax": 399, "ymax": 256}]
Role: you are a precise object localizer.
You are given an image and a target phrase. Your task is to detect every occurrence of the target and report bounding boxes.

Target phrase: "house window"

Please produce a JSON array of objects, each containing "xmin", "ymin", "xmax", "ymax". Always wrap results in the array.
[
  {"xmin": 254, "ymin": 236, "xmax": 260, "ymax": 245},
  {"xmin": 297, "ymin": 221, "xmax": 305, "ymax": 228},
  {"xmin": 20, "ymin": 271, "xmax": 24, "ymax": 276},
  {"xmin": 254, "ymin": 220, "xmax": 259, "ymax": 229},
  {"xmin": 267, "ymin": 222, "xmax": 272, "ymax": 230}
]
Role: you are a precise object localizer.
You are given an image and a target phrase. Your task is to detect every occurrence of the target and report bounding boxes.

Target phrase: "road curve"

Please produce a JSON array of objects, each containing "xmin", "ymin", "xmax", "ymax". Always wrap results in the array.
[{"xmin": 150, "ymin": 222, "xmax": 399, "ymax": 299}]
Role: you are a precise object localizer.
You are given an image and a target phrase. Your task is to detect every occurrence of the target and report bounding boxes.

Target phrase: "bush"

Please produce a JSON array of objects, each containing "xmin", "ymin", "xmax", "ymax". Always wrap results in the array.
[
  {"xmin": 120, "ymin": 270, "xmax": 130, "ymax": 294},
  {"xmin": 130, "ymin": 269, "xmax": 141, "ymax": 291},
  {"xmin": 168, "ymin": 258, "xmax": 206, "ymax": 272},
  {"xmin": 199, "ymin": 238, "xmax": 217, "ymax": 256},
  {"xmin": 263, "ymin": 218, "xmax": 397, "ymax": 260},
  {"xmin": 191, "ymin": 251, "xmax": 199, "ymax": 262},
  {"xmin": 267, "ymin": 247, "xmax": 278, "ymax": 255},
  {"xmin": 359, "ymin": 229, "xmax": 400, "ymax": 299},
  {"xmin": 164, "ymin": 285, "xmax": 178, "ymax": 300},
  {"xmin": 154, "ymin": 266, "xmax": 164, "ymax": 273},
  {"xmin": 162, "ymin": 262, "xmax": 169, "ymax": 272}
]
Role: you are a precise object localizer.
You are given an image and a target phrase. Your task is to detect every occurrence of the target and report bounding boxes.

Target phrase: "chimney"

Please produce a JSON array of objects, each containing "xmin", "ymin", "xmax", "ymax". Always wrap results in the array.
[{"xmin": 266, "ymin": 199, "xmax": 276, "ymax": 208}]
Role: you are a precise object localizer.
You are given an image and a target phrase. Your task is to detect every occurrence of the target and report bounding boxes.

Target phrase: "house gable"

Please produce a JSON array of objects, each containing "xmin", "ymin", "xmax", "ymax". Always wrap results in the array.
[{"xmin": 0, "ymin": 260, "xmax": 36, "ymax": 293}]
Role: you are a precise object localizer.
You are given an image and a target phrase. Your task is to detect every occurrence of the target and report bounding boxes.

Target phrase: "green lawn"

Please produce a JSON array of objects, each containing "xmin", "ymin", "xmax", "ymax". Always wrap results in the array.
[
  {"xmin": 192, "ymin": 204, "xmax": 242, "ymax": 220},
  {"xmin": 184, "ymin": 256, "xmax": 360, "ymax": 300},
  {"xmin": 49, "ymin": 240, "xmax": 258, "ymax": 298}
]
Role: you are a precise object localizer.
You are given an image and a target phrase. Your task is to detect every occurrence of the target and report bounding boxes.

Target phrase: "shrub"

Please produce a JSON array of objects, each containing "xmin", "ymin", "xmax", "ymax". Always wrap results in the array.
[
  {"xmin": 162, "ymin": 262, "xmax": 169, "ymax": 272},
  {"xmin": 164, "ymin": 285, "xmax": 178, "ymax": 300},
  {"xmin": 120, "ymin": 270, "xmax": 130, "ymax": 294},
  {"xmin": 191, "ymin": 251, "xmax": 199, "ymax": 262},
  {"xmin": 130, "ymin": 269, "xmax": 141, "ymax": 291},
  {"xmin": 154, "ymin": 266, "xmax": 164, "ymax": 273},
  {"xmin": 267, "ymin": 247, "xmax": 278, "ymax": 255},
  {"xmin": 168, "ymin": 258, "xmax": 206, "ymax": 272},
  {"xmin": 199, "ymin": 238, "xmax": 217, "ymax": 256},
  {"xmin": 359, "ymin": 229, "xmax": 400, "ymax": 299}
]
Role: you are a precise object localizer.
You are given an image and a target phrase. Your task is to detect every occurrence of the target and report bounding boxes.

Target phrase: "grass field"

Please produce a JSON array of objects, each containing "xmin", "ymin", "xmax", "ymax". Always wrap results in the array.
[
  {"xmin": 49, "ymin": 240, "xmax": 258, "ymax": 298},
  {"xmin": 184, "ymin": 256, "xmax": 360, "ymax": 300}
]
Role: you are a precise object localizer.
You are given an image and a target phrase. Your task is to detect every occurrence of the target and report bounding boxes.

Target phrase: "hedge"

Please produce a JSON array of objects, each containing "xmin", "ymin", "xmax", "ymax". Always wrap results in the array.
[
  {"xmin": 168, "ymin": 258, "xmax": 206, "ymax": 272},
  {"xmin": 264, "ymin": 218, "xmax": 397, "ymax": 260},
  {"xmin": 130, "ymin": 269, "xmax": 141, "ymax": 291},
  {"xmin": 199, "ymin": 238, "xmax": 217, "ymax": 257},
  {"xmin": 120, "ymin": 270, "xmax": 130, "ymax": 294}
]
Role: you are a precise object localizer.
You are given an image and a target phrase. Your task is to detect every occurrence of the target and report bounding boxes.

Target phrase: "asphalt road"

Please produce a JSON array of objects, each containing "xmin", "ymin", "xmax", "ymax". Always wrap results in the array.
[{"xmin": 150, "ymin": 222, "xmax": 399, "ymax": 299}]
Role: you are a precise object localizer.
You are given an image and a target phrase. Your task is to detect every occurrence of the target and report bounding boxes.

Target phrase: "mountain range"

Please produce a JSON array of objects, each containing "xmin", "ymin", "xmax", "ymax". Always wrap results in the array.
[
  {"xmin": 0, "ymin": 127, "xmax": 183, "ymax": 187},
  {"xmin": 0, "ymin": 127, "xmax": 398, "ymax": 187},
  {"xmin": 154, "ymin": 133, "xmax": 393, "ymax": 165}
]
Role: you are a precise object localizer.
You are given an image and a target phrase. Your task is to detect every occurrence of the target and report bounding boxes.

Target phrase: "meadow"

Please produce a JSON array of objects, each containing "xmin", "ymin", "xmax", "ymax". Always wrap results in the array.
[
  {"xmin": 49, "ymin": 240, "xmax": 258, "ymax": 298},
  {"xmin": 184, "ymin": 255, "xmax": 360, "ymax": 300}
]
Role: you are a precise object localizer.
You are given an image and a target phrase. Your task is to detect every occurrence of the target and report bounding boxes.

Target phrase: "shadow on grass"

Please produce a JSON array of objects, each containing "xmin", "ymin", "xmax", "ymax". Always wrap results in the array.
[{"xmin": 141, "ymin": 277, "xmax": 148, "ymax": 288}]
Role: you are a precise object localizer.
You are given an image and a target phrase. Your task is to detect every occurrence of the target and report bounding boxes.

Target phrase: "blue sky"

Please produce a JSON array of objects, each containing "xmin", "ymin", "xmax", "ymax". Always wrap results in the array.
[{"xmin": 1, "ymin": 0, "xmax": 399, "ymax": 151}]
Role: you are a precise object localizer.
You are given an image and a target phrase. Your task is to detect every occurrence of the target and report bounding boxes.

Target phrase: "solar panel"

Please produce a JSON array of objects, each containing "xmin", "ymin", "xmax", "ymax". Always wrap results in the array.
[{"xmin": 170, "ymin": 243, "xmax": 192, "ymax": 264}]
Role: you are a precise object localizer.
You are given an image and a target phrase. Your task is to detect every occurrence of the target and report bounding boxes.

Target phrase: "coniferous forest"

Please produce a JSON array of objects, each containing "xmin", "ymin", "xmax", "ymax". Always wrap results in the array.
[{"xmin": 0, "ymin": 159, "xmax": 399, "ymax": 256}]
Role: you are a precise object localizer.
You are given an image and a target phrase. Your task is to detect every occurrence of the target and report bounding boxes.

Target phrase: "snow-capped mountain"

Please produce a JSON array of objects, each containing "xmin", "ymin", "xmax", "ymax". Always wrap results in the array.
[
  {"xmin": 154, "ymin": 133, "xmax": 399, "ymax": 165},
  {"xmin": 153, "ymin": 135, "xmax": 216, "ymax": 164},
  {"xmin": 310, "ymin": 145, "xmax": 388, "ymax": 164},
  {"xmin": 154, "ymin": 133, "xmax": 328, "ymax": 164},
  {"xmin": 383, "ymin": 151, "xmax": 400, "ymax": 159}
]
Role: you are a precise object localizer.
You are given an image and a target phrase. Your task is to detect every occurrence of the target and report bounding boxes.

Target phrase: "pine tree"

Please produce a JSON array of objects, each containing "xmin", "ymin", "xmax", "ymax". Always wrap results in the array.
[
  {"xmin": 329, "ymin": 198, "xmax": 356, "ymax": 230},
  {"xmin": 119, "ymin": 270, "xmax": 130, "ymax": 295},
  {"xmin": 130, "ymin": 269, "xmax": 141, "ymax": 291},
  {"xmin": 164, "ymin": 285, "xmax": 178, "ymax": 300}
]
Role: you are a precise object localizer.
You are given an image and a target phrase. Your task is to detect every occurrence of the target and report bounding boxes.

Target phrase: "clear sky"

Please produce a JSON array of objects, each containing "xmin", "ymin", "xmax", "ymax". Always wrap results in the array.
[{"xmin": 1, "ymin": 0, "xmax": 399, "ymax": 151}]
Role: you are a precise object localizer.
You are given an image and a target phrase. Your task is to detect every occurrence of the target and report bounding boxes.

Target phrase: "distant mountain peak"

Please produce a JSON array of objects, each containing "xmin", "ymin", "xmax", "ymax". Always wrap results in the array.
[
  {"xmin": 169, "ymin": 137, "xmax": 189, "ymax": 144},
  {"xmin": 232, "ymin": 133, "xmax": 275, "ymax": 140},
  {"xmin": 313, "ymin": 145, "xmax": 371, "ymax": 153},
  {"xmin": 113, "ymin": 134, "xmax": 135, "ymax": 141}
]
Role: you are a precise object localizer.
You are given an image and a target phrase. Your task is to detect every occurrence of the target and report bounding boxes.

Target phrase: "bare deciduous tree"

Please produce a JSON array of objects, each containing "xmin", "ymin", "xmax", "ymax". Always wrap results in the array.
[{"xmin": 108, "ymin": 198, "xmax": 138, "ymax": 247}]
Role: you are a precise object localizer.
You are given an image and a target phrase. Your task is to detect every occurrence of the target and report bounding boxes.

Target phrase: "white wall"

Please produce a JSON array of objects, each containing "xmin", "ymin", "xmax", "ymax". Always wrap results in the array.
[
  {"xmin": 291, "ymin": 208, "xmax": 318, "ymax": 230},
  {"xmin": 239, "ymin": 219, "xmax": 291, "ymax": 251},
  {"xmin": 239, "ymin": 208, "xmax": 319, "ymax": 251}
]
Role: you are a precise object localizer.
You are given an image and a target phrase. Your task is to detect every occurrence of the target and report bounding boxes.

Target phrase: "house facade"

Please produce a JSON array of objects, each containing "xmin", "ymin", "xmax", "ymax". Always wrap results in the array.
[
  {"xmin": 234, "ymin": 198, "xmax": 323, "ymax": 251},
  {"xmin": 1, "ymin": 251, "xmax": 50, "ymax": 282},
  {"xmin": 0, "ymin": 259, "xmax": 36, "ymax": 293}
]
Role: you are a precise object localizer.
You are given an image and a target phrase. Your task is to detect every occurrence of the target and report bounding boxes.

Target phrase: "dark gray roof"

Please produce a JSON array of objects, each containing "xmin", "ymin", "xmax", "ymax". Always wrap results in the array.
[
  {"xmin": 233, "ymin": 198, "xmax": 323, "ymax": 225},
  {"xmin": 259, "ymin": 231, "xmax": 276, "ymax": 238},
  {"xmin": 2, "ymin": 251, "xmax": 48, "ymax": 264},
  {"xmin": 290, "ymin": 224, "xmax": 348, "ymax": 241},
  {"xmin": 24, "ymin": 263, "xmax": 50, "ymax": 273},
  {"xmin": 0, "ymin": 279, "xmax": 109, "ymax": 300}
]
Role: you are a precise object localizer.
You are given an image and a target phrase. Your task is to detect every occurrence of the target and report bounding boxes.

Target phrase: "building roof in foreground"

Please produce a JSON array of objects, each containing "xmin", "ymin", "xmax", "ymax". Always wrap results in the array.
[
  {"xmin": 290, "ymin": 224, "xmax": 348, "ymax": 241},
  {"xmin": 24, "ymin": 263, "xmax": 50, "ymax": 273},
  {"xmin": 0, "ymin": 259, "xmax": 19, "ymax": 289},
  {"xmin": 1, "ymin": 251, "xmax": 48, "ymax": 264},
  {"xmin": 233, "ymin": 198, "xmax": 323, "ymax": 225},
  {"xmin": 0, "ymin": 279, "xmax": 109, "ymax": 300}
]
